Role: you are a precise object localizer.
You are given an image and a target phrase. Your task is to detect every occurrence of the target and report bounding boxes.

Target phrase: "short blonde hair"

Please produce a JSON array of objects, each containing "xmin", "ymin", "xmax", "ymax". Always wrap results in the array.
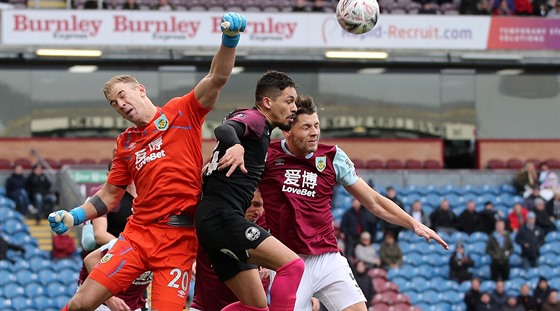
[{"xmin": 102, "ymin": 75, "xmax": 139, "ymax": 100}]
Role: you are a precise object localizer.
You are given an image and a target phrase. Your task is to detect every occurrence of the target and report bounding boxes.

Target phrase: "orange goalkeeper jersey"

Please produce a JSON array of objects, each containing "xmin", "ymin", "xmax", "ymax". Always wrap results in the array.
[{"xmin": 108, "ymin": 90, "xmax": 210, "ymax": 225}]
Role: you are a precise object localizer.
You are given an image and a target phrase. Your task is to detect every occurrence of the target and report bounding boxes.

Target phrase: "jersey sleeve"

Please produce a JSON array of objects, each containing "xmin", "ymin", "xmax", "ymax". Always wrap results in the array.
[
  {"xmin": 175, "ymin": 90, "xmax": 212, "ymax": 129},
  {"xmin": 107, "ymin": 136, "xmax": 132, "ymax": 187},
  {"xmin": 333, "ymin": 146, "xmax": 359, "ymax": 187},
  {"xmin": 229, "ymin": 110, "xmax": 266, "ymax": 139}
]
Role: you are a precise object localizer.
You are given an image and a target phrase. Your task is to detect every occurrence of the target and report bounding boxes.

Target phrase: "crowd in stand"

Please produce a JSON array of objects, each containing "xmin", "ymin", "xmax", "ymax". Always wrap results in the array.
[
  {"xmin": 335, "ymin": 160, "xmax": 559, "ymax": 310},
  {"xmin": 5, "ymin": 163, "xmax": 57, "ymax": 225}
]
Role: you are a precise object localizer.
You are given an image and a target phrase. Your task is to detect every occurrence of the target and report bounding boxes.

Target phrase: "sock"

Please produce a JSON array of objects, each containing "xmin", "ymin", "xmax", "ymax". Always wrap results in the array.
[
  {"xmin": 222, "ymin": 301, "xmax": 268, "ymax": 311},
  {"xmin": 269, "ymin": 258, "xmax": 305, "ymax": 311}
]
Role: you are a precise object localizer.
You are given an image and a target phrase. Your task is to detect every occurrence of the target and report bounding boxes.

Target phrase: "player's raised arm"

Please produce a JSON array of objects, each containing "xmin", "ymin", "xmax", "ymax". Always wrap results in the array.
[
  {"xmin": 48, "ymin": 183, "xmax": 126, "ymax": 235},
  {"xmin": 194, "ymin": 12, "xmax": 247, "ymax": 109},
  {"xmin": 345, "ymin": 178, "xmax": 449, "ymax": 250}
]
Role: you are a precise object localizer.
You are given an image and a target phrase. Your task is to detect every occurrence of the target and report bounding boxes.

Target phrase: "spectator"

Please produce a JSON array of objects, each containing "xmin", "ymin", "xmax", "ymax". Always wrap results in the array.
[
  {"xmin": 538, "ymin": 161, "xmax": 558, "ymax": 198},
  {"xmin": 534, "ymin": 198, "xmax": 557, "ymax": 235},
  {"xmin": 381, "ymin": 186, "xmax": 406, "ymax": 240},
  {"xmin": 503, "ymin": 296, "xmax": 524, "ymax": 311},
  {"xmin": 533, "ymin": 277, "xmax": 553, "ymax": 310},
  {"xmin": 0, "ymin": 235, "xmax": 26, "ymax": 263},
  {"xmin": 546, "ymin": 190, "xmax": 560, "ymax": 220},
  {"xmin": 341, "ymin": 197, "xmax": 377, "ymax": 258},
  {"xmin": 122, "ymin": 0, "xmax": 139, "ymax": 10},
  {"xmin": 26, "ymin": 163, "xmax": 57, "ymax": 224},
  {"xmin": 524, "ymin": 187, "xmax": 548, "ymax": 211},
  {"xmin": 429, "ymin": 198, "xmax": 458, "ymax": 234},
  {"xmin": 418, "ymin": 0, "xmax": 440, "ymax": 13},
  {"xmin": 409, "ymin": 200, "xmax": 431, "ymax": 228},
  {"xmin": 541, "ymin": 290, "xmax": 559, "ymax": 311},
  {"xmin": 379, "ymin": 231, "xmax": 403, "ymax": 269},
  {"xmin": 354, "ymin": 232, "xmax": 381, "ymax": 268},
  {"xmin": 479, "ymin": 201, "xmax": 502, "ymax": 234},
  {"xmin": 490, "ymin": 280, "xmax": 508, "ymax": 309},
  {"xmin": 518, "ymin": 284, "xmax": 538, "ymax": 311},
  {"xmin": 83, "ymin": 0, "xmax": 107, "ymax": 9},
  {"xmin": 515, "ymin": 212, "xmax": 545, "ymax": 268},
  {"xmin": 292, "ymin": 0, "xmax": 308, "ymax": 11},
  {"xmin": 352, "ymin": 260, "xmax": 375, "ymax": 306},
  {"xmin": 458, "ymin": 200, "xmax": 480, "ymax": 234},
  {"xmin": 5, "ymin": 164, "xmax": 34, "ymax": 216},
  {"xmin": 474, "ymin": 0, "xmax": 492, "ymax": 14},
  {"xmin": 477, "ymin": 292, "xmax": 499, "ymax": 310},
  {"xmin": 507, "ymin": 203, "xmax": 529, "ymax": 233},
  {"xmin": 311, "ymin": 0, "xmax": 326, "ymax": 12},
  {"xmin": 461, "ymin": 0, "xmax": 480, "ymax": 14},
  {"xmin": 514, "ymin": 162, "xmax": 539, "ymax": 197},
  {"xmin": 153, "ymin": 0, "xmax": 175, "ymax": 11},
  {"xmin": 465, "ymin": 277, "xmax": 482, "ymax": 311},
  {"xmin": 514, "ymin": 0, "xmax": 534, "ymax": 14},
  {"xmin": 449, "ymin": 240, "xmax": 474, "ymax": 283},
  {"xmin": 486, "ymin": 220, "xmax": 513, "ymax": 281},
  {"xmin": 546, "ymin": 0, "xmax": 560, "ymax": 16},
  {"xmin": 52, "ymin": 232, "xmax": 76, "ymax": 259}
]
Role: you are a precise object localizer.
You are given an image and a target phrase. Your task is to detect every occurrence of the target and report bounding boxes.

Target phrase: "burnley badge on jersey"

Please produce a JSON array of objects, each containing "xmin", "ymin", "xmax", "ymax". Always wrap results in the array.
[
  {"xmin": 100, "ymin": 253, "xmax": 113, "ymax": 263},
  {"xmin": 316, "ymin": 156, "xmax": 327, "ymax": 172},
  {"xmin": 154, "ymin": 114, "xmax": 169, "ymax": 131}
]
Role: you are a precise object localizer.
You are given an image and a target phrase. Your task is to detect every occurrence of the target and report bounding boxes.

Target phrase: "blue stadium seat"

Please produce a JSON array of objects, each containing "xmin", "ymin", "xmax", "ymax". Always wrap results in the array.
[
  {"xmin": 444, "ymin": 280, "xmax": 460, "ymax": 291},
  {"xmin": 506, "ymin": 277, "xmax": 526, "ymax": 292},
  {"xmin": 468, "ymin": 232, "xmax": 489, "ymax": 243},
  {"xmin": 541, "ymin": 241, "xmax": 560, "ymax": 255},
  {"xmin": 423, "ymin": 253, "xmax": 448, "ymax": 266},
  {"xmin": 10, "ymin": 296, "xmax": 32, "ymax": 310},
  {"xmin": 432, "ymin": 265, "xmax": 450, "ymax": 278},
  {"xmin": 14, "ymin": 260, "xmax": 30, "ymax": 271},
  {"xmin": 526, "ymin": 267, "xmax": 542, "ymax": 280},
  {"xmin": 425, "ymin": 193, "xmax": 442, "ymax": 208},
  {"xmin": 3, "ymin": 283, "xmax": 24, "ymax": 298},
  {"xmin": 538, "ymin": 253, "xmax": 559, "ymax": 266},
  {"xmin": 446, "ymin": 193, "xmax": 461, "ymax": 207},
  {"xmin": 480, "ymin": 280, "xmax": 496, "ymax": 292},
  {"xmin": 451, "ymin": 304, "xmax": 467, "ymax": 311},
  {"xmin": 34, "ymin": 296, "xmax": 56, "ymax": 309},
  {"xmin": 29, "ymin": 257, "xmax": 52, "ymax": 272},
  {"xmin": 499, "ymin": 184, "xmax": 517, "ymax": 194},
  {"xmin": 442, "ymin": 290, "xmax": 463, "ymax": 304},
  {"xmin": 473, "ymin": 265, "xmax": 491, "ymax": 279},
  {"xmin": 459, "ymin": 184, "xmax": 479, "ymax": 195},
  {"xmin": 0, "ymin": 185, "xmax": 6, "ymax": 196},
  {"xmin": 480, "ymin": 184, "xmax": 500, "ymax": 195},
  {"xmin": 545, "ymin": 231, "xmax": 560, "ymax": 243},
  {"xmin": 0, "ymin": 298, "xmax": 12, "ymax": 310},
  {"xmin": 478, "ymin": 254, "xmax": 492, "ymax": 266},
  {"xmin": 0, "ymin": 196, "xmax": 16, "ymax": 209},
  {"xmin": 459, "ymin": 280, "xmax": 472, "ymax": 292},
  {"xmin": 2, "ymin": 221, "xmax": 27, "ymax": 235},
  {"xmin": 510, "ymin": 268, "xmax": 526, "ymax": 279},
  {"xmin": 46, "ymin": 282, "xmax": 67, "ymax": 298},
  {"xmin": 510, "ymin": 254, "xmax": 523, "ymax": 267},
  {"xmin": 499, "ymin": 193, "xmax": 516, "ymax": 206},
  {"xmin": 24, "ymin": 282, "xmax": 45, "ymax": 297},
  {"xmin": 55, "ymin": 296, "xmax": 72, "ymax": 309},
  {"xmin": 513, "ymin": 241, "xmax": 521, "ymax": 254},
  {"xmin": 437, "ymin": 184, "xmax": 459, "ymax": 196},
  {"xmin": 477, "ymin": 193, "xmax": 496, "ymax": 205},
  {"xmin": 0, "ymin": 260, "xmax": 14, "ymax": 273},
  {"xmin": 15, "ymin": 270, "xmax": 38, "ymax": 285}
]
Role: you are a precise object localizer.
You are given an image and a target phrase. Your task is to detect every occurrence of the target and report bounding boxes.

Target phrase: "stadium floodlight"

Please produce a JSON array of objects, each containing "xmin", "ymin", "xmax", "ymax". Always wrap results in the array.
[
  {"xmin": 231, "ymin": 67, "xmax": 245, "ymax": 74},
  {"xmin": 325, "ymin": 51, "xmax": 388, "ymax": 60},
  {"xmin": 36, "ymin": 49, "xmax": 103, "ymax": 57},
  {"xmin": 68, "ymin": 65, "xmax": 98, "ymax": 73},
  {"xmin": 358, "ymin": 68, "xmax": 386, "ymax": 74},
  {"xmin": 460, "ymin": 53, "xmax": 523, "ymax": 61},
  {"xmin": 496, "ymin": 69, "xmax": 524, "ymax": 75}
]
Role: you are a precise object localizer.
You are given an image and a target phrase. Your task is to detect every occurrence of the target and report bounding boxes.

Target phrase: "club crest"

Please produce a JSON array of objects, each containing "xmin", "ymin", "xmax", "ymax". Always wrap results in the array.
[
  {"xmin": 100, "ymin": 253, "xmax": 113, "ymax": 263},
  {"xmin": 154, "ymin": 114, "xmax": 169, "ymax": 131},
  {"xmin": 316, "ymin": 156, "xmax": 327, "ymax": 172}
]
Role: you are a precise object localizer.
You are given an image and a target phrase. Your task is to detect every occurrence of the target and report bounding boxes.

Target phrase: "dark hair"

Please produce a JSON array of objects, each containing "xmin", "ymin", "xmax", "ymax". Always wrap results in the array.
[
  {"xmin": 107, "ymin": 161, "xmax": 113, "ymax": 172},
  {"xmin": 255, "ymin": 70, "xmax": 295, "ymax": 103}
]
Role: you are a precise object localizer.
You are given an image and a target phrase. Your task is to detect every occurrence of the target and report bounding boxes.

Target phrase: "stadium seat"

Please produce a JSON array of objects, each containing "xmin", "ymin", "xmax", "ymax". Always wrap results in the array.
[
  {"xmin": 3, "ymin": 283, "xmax": 24, "ymax": 298},
  {"xmin": 24, "ymin": 282, "xmax": 45, "ymax": 297},
  {"xmin": 46, "ymin": 282, "xmax": 67, "ymax": 298},
  {"xmin": 0, "ymin": 158, "xmax": 12, "ymax": 169},
  {"xmin": 366, "ymin": 159, "xmax": 384, "ymax": 169},
  {"xmin": 351, "ymin": 159, "xmax": 366, "ymax": 169},
  {"xmin": 16, "ymin": 270, "xmax": 38, "ymax": 285},
  {"xmin": 10, "ymin": 296, "xmax": 33, "ymax": 310},
  {"xmin": 58, "ymin": 158, "xmax": 77, "ymax": 167},
  {"xmin": 78, "ymin": 158, "xmax": 97, "ymax": 165},
  {"xmin": 545, "ymin": 231, "xmax": 560, "ymax": 243},
  {"xmin": 423, "ymin": 159, "xmax": 442, "ymax": 169},
  {"xmin": 480, "ymin": 280, "xmax": 495, "ymax": 292},
  {"xmin": 487, "ymin": 158, "xmax": 506, "ymax": 169},
  {"xmin": 3, "ymin": 221, "xmax": 27, "ymax": 235},
  {"xmin": 506, "ymin": 158, "xmax": 524, "ymax": 169},
  {"xmin": 33, "ymin": 296, "xmax": 56, "ymax": 309},
  {"xmin": 43, "ymin": 158, "xmax": 61, "ymax": 169},
  {"xmin": 368, "ymin": 268, "xmax": 388, "ymax": 280},
  {"xmin": 545, "ymin": 158, "xmax": 560, "ymax": 169},
  {"xmin": 541, "ymin": 241, "xmax": 560, "ymax": 255},
  {"xmin": 385, "ymin": 159, "xmax": 404, "ymax": 169},
  {"xmin": 404, "ymin": 159, "xmax": 423, "ymax": 169}
]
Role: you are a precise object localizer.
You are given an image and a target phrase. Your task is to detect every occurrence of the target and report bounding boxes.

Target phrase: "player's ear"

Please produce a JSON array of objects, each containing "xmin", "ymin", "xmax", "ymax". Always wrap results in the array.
[
  {"xmin": 137, "ymin": 84, "xmax": 147, "ymax": 96},
  {"xmin": 262, "ymin": 97, "xmax": 272, "ymax": 109}
]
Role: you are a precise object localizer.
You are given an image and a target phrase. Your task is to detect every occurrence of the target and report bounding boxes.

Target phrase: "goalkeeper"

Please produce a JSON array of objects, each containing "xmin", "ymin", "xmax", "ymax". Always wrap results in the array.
[{"xmin": 48, "ymin": 11, "xmax": 247, "ymax": 311}]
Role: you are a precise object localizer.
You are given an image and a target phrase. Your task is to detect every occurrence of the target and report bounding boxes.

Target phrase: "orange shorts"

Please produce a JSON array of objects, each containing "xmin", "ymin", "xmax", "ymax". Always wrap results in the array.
[{"xmin": 89, "ymin": 221, "xmax": 197, "ymax": 311}]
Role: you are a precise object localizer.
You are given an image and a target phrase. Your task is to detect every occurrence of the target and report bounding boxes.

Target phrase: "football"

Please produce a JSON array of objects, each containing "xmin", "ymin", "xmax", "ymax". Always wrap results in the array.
[{"xmin": 336, "ymin": 0, "xmax": 380, "ymax": 35}]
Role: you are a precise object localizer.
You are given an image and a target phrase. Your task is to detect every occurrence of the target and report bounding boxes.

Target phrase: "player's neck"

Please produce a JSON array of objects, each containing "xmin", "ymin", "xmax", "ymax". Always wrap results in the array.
[
  {"xmin": 255, "ymin": 105, "xmax": 274, "ymax": 128},
  {"xmin": 285, "ymin": 142, "xmax": 308, "ymax": 157}
]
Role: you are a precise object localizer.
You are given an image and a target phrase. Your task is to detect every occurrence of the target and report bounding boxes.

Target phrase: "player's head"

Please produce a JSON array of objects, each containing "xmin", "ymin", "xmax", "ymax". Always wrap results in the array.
[
  {"xmin": 283, "ymin": 95, "xmax": 319, "ymax": 156},
  {"xmin": 254, "ymin": 70, "xmax": 297, "ymax": 131},
  {"xmin": 103, "ymin": 75, "xmax": 155, "ymax": 126},
  {"xmin": 245, "ymin": 188, "xmax": 264, "ymax": 223}
]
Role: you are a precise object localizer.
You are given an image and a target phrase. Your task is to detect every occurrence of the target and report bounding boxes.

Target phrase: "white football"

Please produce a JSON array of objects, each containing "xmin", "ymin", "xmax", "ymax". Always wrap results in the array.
[{"xmin": 336, "ymin": 0, "xmax": 380, "ymax": 34}]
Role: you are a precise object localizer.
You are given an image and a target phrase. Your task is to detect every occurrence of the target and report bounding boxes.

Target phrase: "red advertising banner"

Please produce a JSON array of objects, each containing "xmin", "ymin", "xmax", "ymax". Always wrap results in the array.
[{"xmin": 487, "ymin": 17, "xmax": 560, "ymax": 50}]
